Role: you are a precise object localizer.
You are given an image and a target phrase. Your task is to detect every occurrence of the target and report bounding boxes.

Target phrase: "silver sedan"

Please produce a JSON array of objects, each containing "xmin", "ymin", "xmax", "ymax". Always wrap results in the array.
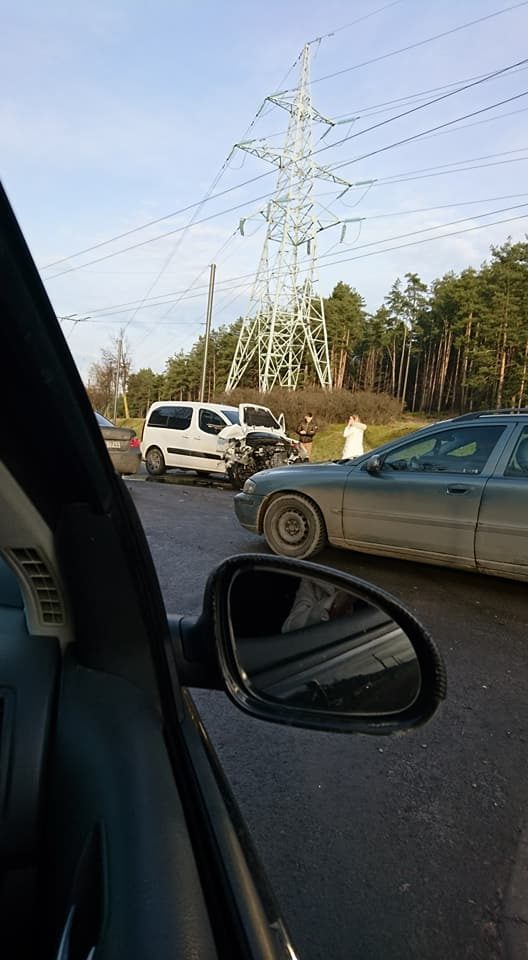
[{"xmin": 234, "ymin": 410, "xmax": 528, "ymax": 583}]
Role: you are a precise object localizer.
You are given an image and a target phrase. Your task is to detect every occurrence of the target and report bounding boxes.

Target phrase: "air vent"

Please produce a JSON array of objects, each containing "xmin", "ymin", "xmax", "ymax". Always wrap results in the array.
[{"xmin": 9, "ymin": 548, "xmax": 65, "ymax": 625}]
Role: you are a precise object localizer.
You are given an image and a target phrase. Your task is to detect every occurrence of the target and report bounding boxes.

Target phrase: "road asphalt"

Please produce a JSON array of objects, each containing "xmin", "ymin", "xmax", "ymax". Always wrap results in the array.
[{"xmin": 128, "ymin": 476, "xmax": 528, "ymax": 960}]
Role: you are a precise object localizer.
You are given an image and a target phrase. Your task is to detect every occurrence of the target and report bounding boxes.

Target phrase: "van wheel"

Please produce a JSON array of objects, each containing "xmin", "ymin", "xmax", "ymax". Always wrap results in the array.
[{"xmin": 145, "ymin": 447, "xmax": 166, "ymax": 476}]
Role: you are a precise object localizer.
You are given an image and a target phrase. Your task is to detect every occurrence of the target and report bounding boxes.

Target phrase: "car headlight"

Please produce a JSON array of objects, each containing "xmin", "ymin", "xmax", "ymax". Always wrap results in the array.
[{"xmin": 243, "ymin": 479, "xmax": 257, "ymax": 494}]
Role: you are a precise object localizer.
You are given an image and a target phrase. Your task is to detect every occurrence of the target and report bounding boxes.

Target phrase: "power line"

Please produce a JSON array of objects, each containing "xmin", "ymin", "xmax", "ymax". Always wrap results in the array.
[
  {"xmin": 73, "ymin": 199, "xmax": 528, "ymax": 322},
  {"xmin": 371, "ymin": 146, "xmax": 528, "ymax": 183},
  {"xmin": 330, "ymin": 90, "xmax": 528, "ymax": 171},
  {"xmin": 81, "ymin": 191, "xmax": 527, "ymax": 317},
  {"xmin": 45, "ymin": 85, "xmax": 528, "ymax": 283},
  {"xmin": 41, "ymin": 55, "xmax": 308, "ymax": 274},
  {"xmin": 316, "ymin": 56, "xmax": 528, "ymax": 153},
  {"xmin": 307, "ymin": 0, "xmax": 528, "ymax": 87},
  {"xmin": 332, "ymin": 64, "xmax": 528, "ymax": 120},
  {"xmin": 315, "ymin": 201, "xmax": 528, "ymax": 267},
  {"xmin": 307, "ymin": 0, "xmax": 403, "ymax": 45},
  {"xmin": 40, "ymin": 167, "xmax": 274, "ymax": 272},
  {"xmin": 406, "ymin": 104, "xmax": 528, "ymax": 144},
  {"xmin": 43, "ymin": 55, "xmax": 527, "ymax": 279},
  {"xmin": 82, "ymin": 189, "xmax": 528, "ymax": 315},
  {"xmin": 43, "ymin": 187, "xmax": 283, "ymax": 280},
  {"xmin": 313, "ymin": 212, "xmax": 528, "ymax": 271},
  {"xmin": 70, "ymin": 209, "xmax": 528, "ymax": 330}
]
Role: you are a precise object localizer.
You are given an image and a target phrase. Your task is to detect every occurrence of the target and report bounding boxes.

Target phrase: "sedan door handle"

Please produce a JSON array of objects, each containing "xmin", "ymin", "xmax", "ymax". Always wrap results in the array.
[{"xmin": 446, "ymin": 484, "xmax": 469, "ymax": 494}]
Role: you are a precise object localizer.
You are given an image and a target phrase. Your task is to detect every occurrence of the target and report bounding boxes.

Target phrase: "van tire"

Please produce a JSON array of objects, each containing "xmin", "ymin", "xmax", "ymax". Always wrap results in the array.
[{"xmin": 145, "ymin": 447, "xmax": 166, "ymax": 476}]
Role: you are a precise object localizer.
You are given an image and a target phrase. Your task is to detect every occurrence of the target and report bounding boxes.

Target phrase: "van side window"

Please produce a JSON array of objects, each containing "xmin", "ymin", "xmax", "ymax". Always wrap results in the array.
[
  {"xmin": 147, "ymin": 406, "xmax": 172, "ymax": 427},
  {"xmin": 199, "ymin": 409, "xmax": 226, "ymax": 435},
  {"xmin": 166, "ymin": 407, "xmax": 193, "ymax": 431}
]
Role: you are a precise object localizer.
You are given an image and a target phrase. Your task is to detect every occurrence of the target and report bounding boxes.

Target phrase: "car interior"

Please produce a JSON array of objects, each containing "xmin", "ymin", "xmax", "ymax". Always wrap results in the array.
[
  {"xmin": 0, "ymin": 181, "xmax": 447, "ymax": 959},
  {"xmin": 0, "ymin": 182, "xmax": 244, "ymax": 960}
]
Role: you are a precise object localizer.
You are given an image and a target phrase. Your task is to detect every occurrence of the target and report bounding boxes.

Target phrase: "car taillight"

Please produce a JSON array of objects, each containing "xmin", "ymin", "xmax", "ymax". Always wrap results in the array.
[{"xmin": 129, "ymin": 437, "xmax": 140, "ymax": 449}]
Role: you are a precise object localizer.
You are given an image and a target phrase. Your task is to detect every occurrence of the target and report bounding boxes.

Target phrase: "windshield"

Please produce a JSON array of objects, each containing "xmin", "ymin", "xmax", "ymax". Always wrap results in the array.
[
  {"xmin": 221, "ymin": 409, "xmax": 240, "ymax": 425},
  {"xmin": 243, "ymin": 406, "xmax": 280, "ymax": 429},
  {"xmin": 95, "ymin": 411, "xmax": 114, "ymax": 427}
]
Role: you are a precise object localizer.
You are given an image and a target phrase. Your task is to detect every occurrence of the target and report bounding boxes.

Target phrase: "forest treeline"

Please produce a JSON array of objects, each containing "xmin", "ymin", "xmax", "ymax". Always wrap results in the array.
[{"xmin": 87, "ymin": 238, "xmax": 528, "ymax": 419}]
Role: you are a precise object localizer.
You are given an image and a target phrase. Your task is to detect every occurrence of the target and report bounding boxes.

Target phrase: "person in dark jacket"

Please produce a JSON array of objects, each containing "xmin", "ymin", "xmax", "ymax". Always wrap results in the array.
[{"xmin": 296, "ymin": 413, "xmax": 318, "ymax": 460}]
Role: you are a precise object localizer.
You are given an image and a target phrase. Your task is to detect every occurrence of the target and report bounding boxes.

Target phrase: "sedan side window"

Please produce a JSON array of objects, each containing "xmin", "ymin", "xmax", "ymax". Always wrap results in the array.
[
  {"xmin": 166, "ymin": 406, "xmax": 193, "ymax": 431},
  {"xmin": 199, "ymin": 409, "xmax": 226, "ymax": 435},
  {"xmin": 504, "ymin": 427, "xmax": 528, "ymax": 477},
  {"xmin": 383, "ymin": 425, "xmax": 505, "ymax": 475}
]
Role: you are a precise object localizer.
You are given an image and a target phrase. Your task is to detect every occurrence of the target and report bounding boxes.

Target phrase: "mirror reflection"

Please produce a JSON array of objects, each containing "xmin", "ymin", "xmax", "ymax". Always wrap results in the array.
[{"xmin": 228, "ymin": 571, "xmax": 421, "ymax": 716}]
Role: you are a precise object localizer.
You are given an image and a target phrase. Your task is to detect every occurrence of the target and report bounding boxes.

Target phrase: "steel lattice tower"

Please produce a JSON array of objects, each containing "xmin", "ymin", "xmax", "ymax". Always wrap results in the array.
[{"xmin": 226, "ymin": 44, "xmax": 354, "ymax": 393}]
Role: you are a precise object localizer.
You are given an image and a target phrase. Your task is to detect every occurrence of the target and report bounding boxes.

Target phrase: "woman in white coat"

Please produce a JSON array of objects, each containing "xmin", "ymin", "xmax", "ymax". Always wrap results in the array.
[{"xmin": 342, "ymin": 414, "xmax": 367, "ymax": 459}]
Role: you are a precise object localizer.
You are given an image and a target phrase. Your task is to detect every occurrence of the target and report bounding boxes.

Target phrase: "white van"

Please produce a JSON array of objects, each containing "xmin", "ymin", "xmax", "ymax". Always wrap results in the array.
[{"xmin": 141, "ymin": 401, "xmax": 285, "ymax": 477}]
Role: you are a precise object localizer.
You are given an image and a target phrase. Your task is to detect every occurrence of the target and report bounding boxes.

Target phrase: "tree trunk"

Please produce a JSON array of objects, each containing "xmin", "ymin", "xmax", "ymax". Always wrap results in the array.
[
  {"xmin": 401, "ymin": 334, "xmax": 413, "ymax": 409},
  {"xmin": 436, "ymin": 327, "xmax": 452, "ymax": 412},
  {"xmin": 496, "ymin": 322, "xmax": 509, "ymax": 409},
  {"xmin": 411, "ymin": 353, "xmax": 421, "ymax": 412},
  {"xmin": 397, "ymin": 325, "xmax": 407, "ymax": 398},
  {"xmin": 518, "ymin": 341, "xmax": 528, "ymax": 408},
  {"xmin": 460, "ymin": 312, "xmax": 473, "ymax": 410}
]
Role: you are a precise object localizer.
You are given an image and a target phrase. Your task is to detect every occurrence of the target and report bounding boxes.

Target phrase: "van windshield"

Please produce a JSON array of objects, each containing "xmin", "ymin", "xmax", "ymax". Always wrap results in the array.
[
  {"xmin": 243, "ymin": 407, "xmax": 280, "ymax": 429},
  {"xmin": 221, "ymin": 409, "xmax": 240, "ymax": 425}
]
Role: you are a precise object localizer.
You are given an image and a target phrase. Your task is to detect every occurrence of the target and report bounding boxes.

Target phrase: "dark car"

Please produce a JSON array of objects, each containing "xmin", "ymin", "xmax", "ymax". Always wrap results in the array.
[
  {"xmin": 95, "ymin": 410, "xmax": 141, "ymax": 475},
  {"xmin": 234, "ymin": 411, "xmax": 528, "ymax": 582},
  {"xmin": 0, "ymin": 182, "xmax": 446, "ymax": 959}
]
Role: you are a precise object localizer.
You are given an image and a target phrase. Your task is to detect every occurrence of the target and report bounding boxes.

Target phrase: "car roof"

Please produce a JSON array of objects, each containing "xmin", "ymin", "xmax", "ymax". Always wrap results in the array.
[
  {"xmin": 147, "ymin": 400, "xmax": 238, "ymax": 413},
  {"xmin": 440, "ymin": 409, "xmax": 528, "ymax": 423}
]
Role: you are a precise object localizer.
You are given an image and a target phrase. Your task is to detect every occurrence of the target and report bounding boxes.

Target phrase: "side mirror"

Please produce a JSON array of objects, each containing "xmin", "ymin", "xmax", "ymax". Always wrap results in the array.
[
  {"xmin": 365, "ymin": 454, "xmax": 382, "ymax": 474},
  {"xmin": 278, "ymin": 412, "xmax": 286, "ymax": 431},
  {"xmin": 207, "ymin": 555, "xmax": 446, "ymax": 735}
]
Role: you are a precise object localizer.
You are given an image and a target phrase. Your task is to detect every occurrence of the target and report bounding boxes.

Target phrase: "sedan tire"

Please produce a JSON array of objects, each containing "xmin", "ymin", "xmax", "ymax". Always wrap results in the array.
[
  {"xmin": 145, "ymin": 446, "xmax": 166, "ymax": 477},
  {"xmin": 263, "ymin": 493, "xmax": 327, "ymax": 559}
]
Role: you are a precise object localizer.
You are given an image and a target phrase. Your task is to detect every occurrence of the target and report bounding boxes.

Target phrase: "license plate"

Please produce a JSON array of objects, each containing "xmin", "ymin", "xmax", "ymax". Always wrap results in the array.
[{"xmin": 107, "ymin": 440, "xmax": 121, "ymax": 449}]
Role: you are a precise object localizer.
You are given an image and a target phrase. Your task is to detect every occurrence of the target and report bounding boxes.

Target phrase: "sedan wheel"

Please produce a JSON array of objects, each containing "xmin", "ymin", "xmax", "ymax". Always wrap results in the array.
[
  {"xmin": 145, "ymin": 446, "xmax": 166, "ymax": 476},
  {"xmin": 263, "ymin": 493, "xmax": 326, "ymax": 559}
]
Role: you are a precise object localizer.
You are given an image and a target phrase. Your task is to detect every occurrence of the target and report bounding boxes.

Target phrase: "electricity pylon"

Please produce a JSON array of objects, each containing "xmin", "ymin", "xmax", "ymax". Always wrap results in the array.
[{"xmin": 226, "ymin": 43, "xmax": 355, "ymax": 392}]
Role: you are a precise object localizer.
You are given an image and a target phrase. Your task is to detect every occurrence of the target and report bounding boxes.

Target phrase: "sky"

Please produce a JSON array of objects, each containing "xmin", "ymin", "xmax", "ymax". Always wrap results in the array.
[{"xmin": 2, "ymin": 0, "xmax": 528, "ymax": 381}]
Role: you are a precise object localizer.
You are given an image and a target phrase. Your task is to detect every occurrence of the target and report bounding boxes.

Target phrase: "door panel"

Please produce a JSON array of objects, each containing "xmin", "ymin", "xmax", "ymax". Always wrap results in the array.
[
  {"xmin": 343, "ymin": 424, "xmax": 509, "ymax": 564},
  {"xmin": 476, "ymin": 426, "xmax": 528, "ymax": 578},
  {"xmin": 184, "ymin": 408, "xmax": 228, "ymax": 473},
  {"xmin": 343, "ymin": 470, "xmax": 484, "ymax": 563},
  {"xmin": 162, "ymin": 406, "xmax": 194, "ymax": 469},
  {"xmin": 41, "ymin": 650, "xmax": 218, "ymax": 960}
]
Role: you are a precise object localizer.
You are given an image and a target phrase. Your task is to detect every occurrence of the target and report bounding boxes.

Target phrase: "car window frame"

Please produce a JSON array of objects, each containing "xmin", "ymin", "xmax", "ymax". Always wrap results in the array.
[
  {"xmin": 378, "ymin": 422, "xmax": 512, "ymax": 477},
  {"xmin": 500, "ymin": 423, "xmax": 528, "ymax": 478}
]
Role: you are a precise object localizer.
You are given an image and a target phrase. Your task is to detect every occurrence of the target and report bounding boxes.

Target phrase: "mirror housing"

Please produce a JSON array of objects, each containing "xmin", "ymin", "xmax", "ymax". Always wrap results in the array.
[
  {"xmin": 207, "ymin": 554, "xmax": 446, "ymax": 735},
  {"xmin": 365, "ymin": 455, "xmax": 383, "ymax": 475}
]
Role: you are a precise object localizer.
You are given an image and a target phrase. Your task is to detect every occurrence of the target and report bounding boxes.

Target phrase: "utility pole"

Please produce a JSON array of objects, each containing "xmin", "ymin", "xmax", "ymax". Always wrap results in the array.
[
  {"xmin": 226, "ymin": 43, "xmax": 366, "ymax": 393},
  {"xmin": 200, "ymin": 263, "xmax": 216, "ymax": 402}
]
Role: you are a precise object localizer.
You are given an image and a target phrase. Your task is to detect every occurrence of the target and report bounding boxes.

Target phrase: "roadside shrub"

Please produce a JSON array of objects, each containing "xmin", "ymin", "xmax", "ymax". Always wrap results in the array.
[{"xmin": 214, "ymin": 388, "xmax": 402, "ymax": 432}]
